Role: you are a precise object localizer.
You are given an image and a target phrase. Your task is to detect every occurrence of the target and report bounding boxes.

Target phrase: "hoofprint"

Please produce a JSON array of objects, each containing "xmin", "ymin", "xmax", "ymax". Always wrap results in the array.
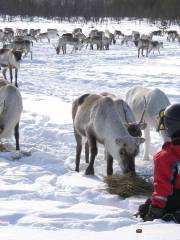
[{"xmin": 0, "ymin": 16, "xmax": 179, "ymax": 240}]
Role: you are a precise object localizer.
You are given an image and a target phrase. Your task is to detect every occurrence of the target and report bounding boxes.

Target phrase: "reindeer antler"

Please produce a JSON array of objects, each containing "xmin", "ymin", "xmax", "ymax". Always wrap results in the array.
[
  {"xmin": 139, "ymin": 96, "xmax": 147, "ymax": 124},
  {"xmin": 121, "ymin": 100, "xmax": 129, "ymax": 124}
]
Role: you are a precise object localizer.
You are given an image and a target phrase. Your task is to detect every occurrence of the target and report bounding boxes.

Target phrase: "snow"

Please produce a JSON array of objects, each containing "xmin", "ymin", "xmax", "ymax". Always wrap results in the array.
[{"xmin": 0, "ymin": 16, "xmax": 180, "ymax": 239}]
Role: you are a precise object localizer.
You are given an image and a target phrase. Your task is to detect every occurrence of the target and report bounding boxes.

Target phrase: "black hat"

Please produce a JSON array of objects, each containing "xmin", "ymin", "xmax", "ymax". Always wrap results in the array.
[{"xmin": 164, "ymin": 103, "xmax": 180, "ymax": 138}]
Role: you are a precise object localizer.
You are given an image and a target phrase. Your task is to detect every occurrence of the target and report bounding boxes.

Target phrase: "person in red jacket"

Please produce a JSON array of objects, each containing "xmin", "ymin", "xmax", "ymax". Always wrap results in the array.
[{"xmin": 137, "ymin": 103, "xmax": 180, "ymax": 223}]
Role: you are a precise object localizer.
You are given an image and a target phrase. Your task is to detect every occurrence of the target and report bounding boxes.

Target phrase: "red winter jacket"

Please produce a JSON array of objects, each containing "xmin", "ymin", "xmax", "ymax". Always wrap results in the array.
[{"xmin": 151, "ymin": 142, "xmax": 180, "ymax": 208}]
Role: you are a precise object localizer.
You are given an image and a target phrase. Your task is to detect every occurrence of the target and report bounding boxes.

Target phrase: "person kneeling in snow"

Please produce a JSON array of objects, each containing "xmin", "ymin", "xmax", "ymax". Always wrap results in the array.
[{"xmin": 137, "ymin": 104, "xmax": 180, "ymax": 223}]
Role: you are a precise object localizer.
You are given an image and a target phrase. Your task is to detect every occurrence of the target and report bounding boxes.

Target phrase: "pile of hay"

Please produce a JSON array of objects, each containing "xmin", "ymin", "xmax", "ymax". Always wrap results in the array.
[{"xmin": 104, "ymin": 173, "xmax": 153, "ymax": 198}]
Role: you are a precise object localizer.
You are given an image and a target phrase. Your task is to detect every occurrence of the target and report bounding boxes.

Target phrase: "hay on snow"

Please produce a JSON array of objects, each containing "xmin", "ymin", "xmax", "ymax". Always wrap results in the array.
[{"xmin": 104, "ymin": 172, "xmax": 153, "ymax": 198}]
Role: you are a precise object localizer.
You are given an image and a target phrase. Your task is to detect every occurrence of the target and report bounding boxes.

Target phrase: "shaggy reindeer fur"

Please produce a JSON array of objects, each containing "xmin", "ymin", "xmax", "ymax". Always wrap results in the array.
[
  {"xmin": 134, "ymin": 39, "xmax": 150, "ymax": 57},
  {"xmin": 0, "ymin": 78, "xmax": 23, "ymax": 150},
  {"xmin": 126, "ymin": 86, "xmax": 170, "ymax": 161},
  {"xmin": 72, "ymin": 93, "xmax": 145, "ymax": 175},
  {"xmin": 0, "ymin": 48, "xmax": 23, "ymax": 87}
]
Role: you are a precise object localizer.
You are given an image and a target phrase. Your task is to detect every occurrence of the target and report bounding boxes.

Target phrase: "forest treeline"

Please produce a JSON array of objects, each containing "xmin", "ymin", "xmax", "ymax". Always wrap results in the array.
[{"xmin": 0, "ymin": 0, "xmax": 179, "ymax": 21}]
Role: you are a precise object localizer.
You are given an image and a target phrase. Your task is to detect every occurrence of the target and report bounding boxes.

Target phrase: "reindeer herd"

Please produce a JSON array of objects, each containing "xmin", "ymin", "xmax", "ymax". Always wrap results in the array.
[{"xmin": 0, "ymin": 23, "xmax": 178, "ymax": 177}]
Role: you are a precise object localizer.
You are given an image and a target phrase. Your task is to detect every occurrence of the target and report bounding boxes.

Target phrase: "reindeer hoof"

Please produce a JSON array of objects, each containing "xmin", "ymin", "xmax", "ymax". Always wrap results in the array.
[
  {"xmin": 75, "ymin": 167, "xmax": 79, "ymax": 172},
  {"xmin": 85, "ymin": 167, "xmax": 94, "ymax": 175},
  {"xmin": 107, "ymin": 171, "xmax": 113, "ymax": 176}
]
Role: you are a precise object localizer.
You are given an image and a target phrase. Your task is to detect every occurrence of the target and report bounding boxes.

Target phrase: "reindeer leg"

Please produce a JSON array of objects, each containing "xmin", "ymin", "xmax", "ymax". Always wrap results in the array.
[
  {"xmin": 2, "ymin": 68, "xmax": 7, "ymax": 80},
  {"xmin": 85, "ymin": 129, "xmax": 97, "ymax": 175},
  {"xmin": 14, "ymin": 122, "xmax": 20, "ymax": 150},
  {"xmin": 74, "ymin": 131, "xmax": 82, "ymax": 172},
  {"xmin": 105, "ymin": 150, "xmax": 113, "ymax": 176},
  {"xmin": 143, "ymin": 126, "xmax": 150, "ymax": 161},
  {"xmin": 9, "ymin": 67, "xmax": 13, "ymax": 84},
  {"xmin": 71, "ymin": 47, "xmax": 74, "ymax": 54},
  {"xmin": 142, "ymin": 48, "xmax": 145, "ymax": 57},
  {"xmin": 85, "ymin": 140, "xmax": 89, "ymax": 163},
  {"xmin": 23, "ymin": 52, "xmax": 27, "ymax": 59},
  {"xmin": 15, "ymin": 69, "xmax": 18, "ymax": 88}
]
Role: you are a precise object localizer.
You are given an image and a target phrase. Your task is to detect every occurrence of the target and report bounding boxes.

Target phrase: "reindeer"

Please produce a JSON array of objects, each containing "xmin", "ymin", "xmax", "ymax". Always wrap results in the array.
[
  {"xmin": 72, "ymin": 93, "xmax": 145, "ymax": 175},
  {"xmin": 29, "ymin": 29, "xmax": 40, "ymax": 38},
  {"xmin": 141, "ymin": 34, "xmax": 152, "ymax": 41},
  {"xmin": 3, "ymin": 39, "xmax": 33, "ymax": 60},
  {"xmin": 88, "ymin": 36, "xmax": 102, "ymax": 50},
  {"xmin": 16, "ymin": 28, "xmax": 28, "ymax": 37},
  {"xmin": 89, "ymin": 29, "xmax": 99, "ymax": 38},
  {"xmin": 134, "ymin": 38, "xmax": 151, "ymax": 57},
  {"xmin": 72, "ymin": 28, "xmax": 82, "ymax": 35},
  {"xmin": 0, "ymin": 30, "xmax": 5, "ymax": 44},
  {"xmin": 132, "ymin": 31, "xmax": 140, "ymax": 41},
  {"xmin": 37, "ymin": 32, "xmax": 50, "ymax": 43},
  {"xmin": 150, "ymin": 30, "xmax": 162, "ymax": 38},
  {"xmin": 83, "ymin": 92, "xmax": 147, "ymax": 164},
  {"xmin": 148, "ymin": 41, "xmax": 163, "ymax": 55},
  {"xmin": 126, "ymin": 86, "xmax": 170, "ymax": 161},
  {"xmin": 167, "ymin": 30, "xmax": 179, "ymax": 42},
  {"xmin": 56, "ymin": 34, "xmax": 83, "ymax": 54},
  {"xmin": 55, "ymin": 37, "xmax": 66, "ymax": 54},
  {"xmin": 4, "ymin": 28, "xmax": 14, "ymax": 40},
  {"xmin": 121, "ymin": 35, "xmax": 134, "ymax": 46},
  {"xmin": 47, "ymin": 29, "xmax": 59, "ymax": 39},
  {"xmin": 0, "ymin": 48, "xmax": 23, "ymax": 87},
  {"xmin": 114, "ymin": 30, "xmax": 124, "ymax": 39},
  {"xmin": 73, "ymin": 32, "xmax": 86, "ymax": 42},
  {"xmin": 104, "ymin": 31, "xmax": 116, "ymax": 45},
  {"xmin": 0, "ymin": 78, "xmax": 23, "ymax": 150}
]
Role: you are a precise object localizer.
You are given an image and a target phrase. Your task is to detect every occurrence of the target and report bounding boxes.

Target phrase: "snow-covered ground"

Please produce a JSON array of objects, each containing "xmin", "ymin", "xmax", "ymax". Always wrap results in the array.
[{"xmin": 0, "ymin": 17, "xmax": 180, "ymax": 239}]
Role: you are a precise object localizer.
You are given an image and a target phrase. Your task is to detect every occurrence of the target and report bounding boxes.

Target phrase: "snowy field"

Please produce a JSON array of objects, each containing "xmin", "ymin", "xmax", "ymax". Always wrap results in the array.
[{"xmin": 0, "ymin": 17, "xmax": 180, "ymax": 239}]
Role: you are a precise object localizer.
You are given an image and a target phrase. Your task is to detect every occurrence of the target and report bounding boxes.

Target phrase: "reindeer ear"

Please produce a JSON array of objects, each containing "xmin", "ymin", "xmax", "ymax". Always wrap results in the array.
[
  {"xmin": 115, "ymin": 138, "xmax": 123, "ymax": 145},
  {"xmin": 139, "ymin": 122, "xmax": 147, "ymax": 130},
  {"xmin": 138, "ymin": 137, "xmax": 145, "ymax": 144}
]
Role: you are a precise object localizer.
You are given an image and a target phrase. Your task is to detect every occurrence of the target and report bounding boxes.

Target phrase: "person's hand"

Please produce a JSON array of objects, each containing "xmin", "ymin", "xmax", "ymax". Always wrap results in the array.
[
  {"xmin": 135, "ymin": 198, "xmax": 151, "ymax": 219},
  {"xmin": 144, "ymin": 205, "xmax": 164, "ymax": 221}
]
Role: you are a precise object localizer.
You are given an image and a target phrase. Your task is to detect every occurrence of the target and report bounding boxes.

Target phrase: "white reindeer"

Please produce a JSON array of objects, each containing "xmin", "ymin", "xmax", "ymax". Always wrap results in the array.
[
  {"xmin": 126, "ymin": 86, "xmax": 170, "ymax": 161},
  {"xmin": 0, "ymin": 78, "xmax": 23, "ymax": 150},
  {"xmin": 72, "ymin": 93, "xmax": 145, "ymax": 175},
  {"xmin": 47, "ymin": 28, "xmax": 59, "ymax": 38},
  {"xmin": 0, "ymin": 48, "xmax": 23, "ymax": 87}
]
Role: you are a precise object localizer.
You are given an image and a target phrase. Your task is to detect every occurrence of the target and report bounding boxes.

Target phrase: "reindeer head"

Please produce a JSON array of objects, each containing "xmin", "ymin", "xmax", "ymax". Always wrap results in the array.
[
  {"xmin": 115, "ymin": 136, "xmax": 145, "ymax": 174},
  {"xmin": 12, "ymin": 50, "xmax": 23, "ymax": 62}
]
